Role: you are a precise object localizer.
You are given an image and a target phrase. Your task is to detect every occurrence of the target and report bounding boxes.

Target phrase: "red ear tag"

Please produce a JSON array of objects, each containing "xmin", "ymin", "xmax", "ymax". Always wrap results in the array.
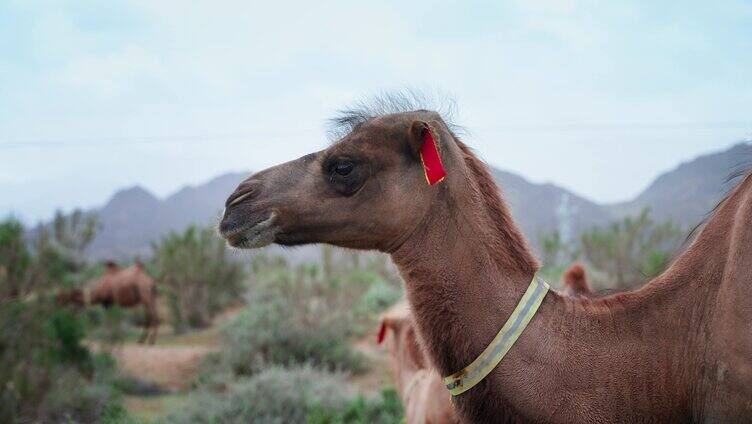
[
  {"xmin": 376, "ymin": 322, "xmax": 386, "ymax": 344},
  {"xmin": 419, "ymin": 128, "xmax": 446, "ymax": 185}
]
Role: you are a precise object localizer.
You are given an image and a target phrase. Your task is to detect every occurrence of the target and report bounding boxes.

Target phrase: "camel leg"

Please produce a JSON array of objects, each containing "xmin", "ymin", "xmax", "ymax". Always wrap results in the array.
[
  {"xmin": 144, "ymin": 302, "xmax": 159, "ymax": 345},
  {"xmin": 138, "ymin": 304, "xmax": 151, "ymax": 344},
  {"xmin": 148, "ymin": 317, "xmax": 159, "ymax": 345},
  {"xmin": 138, "ymin": 323, "xmax": 149, "ymax": 344}
]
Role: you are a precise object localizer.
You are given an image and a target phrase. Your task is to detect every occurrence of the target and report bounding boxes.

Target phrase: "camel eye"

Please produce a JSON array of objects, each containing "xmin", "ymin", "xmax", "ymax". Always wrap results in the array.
[
  {"xmin": 334, "ymin": 162, "xmax": 354, "ymax": 176},
  {"xmin": 324, "ymin": 158, "xmax": 365, "ymax": 195}
]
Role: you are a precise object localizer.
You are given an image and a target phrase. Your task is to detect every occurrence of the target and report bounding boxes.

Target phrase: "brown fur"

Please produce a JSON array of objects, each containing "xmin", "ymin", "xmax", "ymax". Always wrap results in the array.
[
  {"xmin": 58, "ymin": 262, "xmax": 159, "ymax": 344},
  {"xmin": 561, "ymin": 263, "xmax": 593, "ymax": 298},
  {"xmin": 379, "ymin": 301, "xmax": 460, "ymax": 424},
  {"xmin": 220, "ymin": 102, "xmax": 752, "ymax": 422}
]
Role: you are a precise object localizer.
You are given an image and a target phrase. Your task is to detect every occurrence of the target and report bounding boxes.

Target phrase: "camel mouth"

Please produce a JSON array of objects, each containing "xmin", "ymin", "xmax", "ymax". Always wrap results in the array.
[{"xmin": 223, "ymin": 212, "xmax": 279, "ymax": 249}]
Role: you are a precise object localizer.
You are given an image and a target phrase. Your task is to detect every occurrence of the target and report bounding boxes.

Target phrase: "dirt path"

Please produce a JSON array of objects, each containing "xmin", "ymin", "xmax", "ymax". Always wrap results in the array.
[
  {"xmin": 110, "ymin": 344, "xmax": 216, "ymax": 391},
  {"xmin": 90, "ymin": 319, "xmax": 225, "ymax": 393},
  {"xmin": 109, "ymin": 306, "xmax": 242, "ymax": 391},
  {"xmin": 95, "ymin": 324, "xmax": 224, "ymax": 420}
]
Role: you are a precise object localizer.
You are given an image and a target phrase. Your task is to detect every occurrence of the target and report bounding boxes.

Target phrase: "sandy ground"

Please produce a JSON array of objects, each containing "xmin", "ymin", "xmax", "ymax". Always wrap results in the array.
[
  {"xmin": 110, "ymin": 307, "xmax": 396, "ymax": 419},
  {"xmin": 111, "ymin": 344, "xmax": 216, "ymax": 391}
]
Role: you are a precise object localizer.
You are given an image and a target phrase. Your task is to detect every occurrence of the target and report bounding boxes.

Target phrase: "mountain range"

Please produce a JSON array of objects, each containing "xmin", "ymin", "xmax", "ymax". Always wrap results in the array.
[{"xmin": 80, "ymin": 142, "xmax": 749, "ymax": 259}]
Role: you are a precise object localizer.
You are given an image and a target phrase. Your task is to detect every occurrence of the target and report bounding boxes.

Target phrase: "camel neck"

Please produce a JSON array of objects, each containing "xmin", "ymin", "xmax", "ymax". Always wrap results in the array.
[
  {"xmin": 390, "ymin": 188, "xmax": 539, "ymax": 376},
  {"xmin": 389, "ymin": 175, "xmax": 722, "ymax": 421}
]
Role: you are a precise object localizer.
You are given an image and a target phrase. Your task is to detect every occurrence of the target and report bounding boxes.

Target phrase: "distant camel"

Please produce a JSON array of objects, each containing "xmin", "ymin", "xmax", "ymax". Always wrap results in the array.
[
  {"xmin": 378, "ymin": 301, "xmax": 459, "ymax": 424},
  {"xmin": 220, "ymin": 99, "xmax": 752, "ymax": 421},
  {"xmin": 57, "ymin": 261, "xmax": 159, "ymax": 344},
  {"xmin": 561, "ymin": 263, "xmax": 593, "ymax": 298}
]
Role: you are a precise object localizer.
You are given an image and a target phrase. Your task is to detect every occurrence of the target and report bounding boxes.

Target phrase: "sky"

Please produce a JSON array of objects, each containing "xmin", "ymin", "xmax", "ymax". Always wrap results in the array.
[{"xmin": 2, "ymin": 0, "xmax": 751, "ymax": 223}]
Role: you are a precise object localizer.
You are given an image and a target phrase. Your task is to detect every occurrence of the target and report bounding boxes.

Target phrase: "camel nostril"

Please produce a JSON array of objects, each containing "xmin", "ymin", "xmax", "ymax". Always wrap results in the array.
[
  {"xmin": 227, "ymin": 190, "xmax": 254, "ymax": 208},
  {"xmin": 224, "ymin": 182, "xmax": 260, "ymax": 208}
]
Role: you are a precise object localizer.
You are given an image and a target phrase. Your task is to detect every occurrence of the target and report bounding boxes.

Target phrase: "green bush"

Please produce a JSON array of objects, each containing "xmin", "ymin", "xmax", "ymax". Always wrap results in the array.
[
  {"xmin": 581, "ymin": 208, "xmax": 682, "ymax": 287},
  {"xmin": 307, "ymin": 388, "xmax": 403, "ymax": 424},
  {"xmin": 217, "ymin": 286, "xmax": 365, "ymax": 376},
  {"xmin": 169, "ymin": 366, "xmax": 350, "ymax": 424},
  {"xmin": 186, "ymin": 254, "xmax": 405, "ymax": 423},
  {"xmin": 200, "ymin": 257, "xmax": 404, "ymax": 380},
  {"xmin": 172, "ymin": 366, "xmax": 403, "ymax": 424},
  {"xmin": 356, "ymin": 279, "xmax": 401, "ymax": 318},
  {"xmin": 152, "ymin": 225, "xmax": 246, "ymax": 331},
  {"xmin": 0, "ymin": 217, "xmax": 31, "ymax": 298},
  {"xmin": 0, "ymin": 215, "xmax": 129, "ymax": 424},
  {"xmin": 0, "ymin": 300, "xmax": 123, "ymax": 423}
]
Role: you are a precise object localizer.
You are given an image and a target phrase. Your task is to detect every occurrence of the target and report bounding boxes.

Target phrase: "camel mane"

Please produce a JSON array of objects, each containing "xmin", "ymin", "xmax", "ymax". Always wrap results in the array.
[
  {"xmin": 685, "ymin": 144, "xmax": 752, "ymax": 243},
  {"xmin": 327, "ymin": 90, "xmax": 461, "ymax": 141}
]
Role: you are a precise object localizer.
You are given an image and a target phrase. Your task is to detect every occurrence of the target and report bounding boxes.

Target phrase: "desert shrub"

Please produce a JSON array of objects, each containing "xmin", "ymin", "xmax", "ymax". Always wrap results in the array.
[
  {"xmin": 307, "ymin": 388, "xmax": 403, "ymax": 424},
  {"xmin": 0, "ymin": 299, "xmax": 123, "ymax": 423},
  {"xmin": 581, "ymin": 208, "xmax": 682, "ymax": 288},
  {"xmin": 152, "ymin": 225, "xmax": 246, "ymax": 331},
  {"xmin": 217, "ymin": 282, "xmax": 365, "ymax": 376},
  {"xmin": 0, "ymin": 215, "xmax": 131, "ymax": 424},
  {"xmin": 356, "ymin": 279, "xmax": 401, "ymax": 319},
  {"xmin": 33, "ymin": 366, "xmax": 121, "ymax": 424},
  {"xmin": 169, "ymin": 366, "xmax": 350, "ymax": 424},
  {"xmin": 538, "ymin": 230, "xmax": 581, "ymax": 269},
  {"xmin": 0, "ymin": 218, "xmax": 31, "ymax": 298},
  {"xmin": 203, "ymin": 255, "xmax": 403, "ymax": 379}
]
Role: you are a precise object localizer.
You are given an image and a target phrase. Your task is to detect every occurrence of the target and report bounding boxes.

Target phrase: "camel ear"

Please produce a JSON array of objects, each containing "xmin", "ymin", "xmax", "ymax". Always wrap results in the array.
[
  {"xmin": 377, "ymin": 317, "xmax": 403, "ymax": 344},
  {"xmin": 409, "ymin": 120, "xmax": 446, "ymax": 185}
]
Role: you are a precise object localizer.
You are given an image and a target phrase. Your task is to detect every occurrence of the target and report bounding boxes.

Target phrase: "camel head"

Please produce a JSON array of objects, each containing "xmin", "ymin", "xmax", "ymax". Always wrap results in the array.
[{"xmin": 220, "ymin": 105, "xmax": 467, "ymax": 252}]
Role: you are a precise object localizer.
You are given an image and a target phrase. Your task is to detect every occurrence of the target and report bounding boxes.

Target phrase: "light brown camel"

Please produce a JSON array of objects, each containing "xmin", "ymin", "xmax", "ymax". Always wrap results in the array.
[
  {"xmin": 57, "ymin": 261, "xmax": 159, "ymax": 344},
  {"xmin": 560, "ymin": 262, "xmax": 593, "ymax": 298},
  {"xmin": 378, "ymin": 301, "xmax": 460, "ymax": 424},
  {"xmin": 219, "ymin": 99, "xmax": 752, "ymax": 422}
]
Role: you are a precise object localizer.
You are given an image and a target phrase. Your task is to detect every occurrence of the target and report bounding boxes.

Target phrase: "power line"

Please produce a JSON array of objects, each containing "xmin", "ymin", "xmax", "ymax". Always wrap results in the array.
[
  {"xmin": 477, "ymin": 121, "xmax": 752, "ymax": 132},
  {"xmin": 1, "ymin": 122, "xmax": 750, "ymax": 150}
]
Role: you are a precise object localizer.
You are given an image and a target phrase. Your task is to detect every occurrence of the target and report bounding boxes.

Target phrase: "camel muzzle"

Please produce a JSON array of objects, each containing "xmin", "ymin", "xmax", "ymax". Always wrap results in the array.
[{"xmin": 219, "ymin": 208, "xmax": 279, "ymax": 249}]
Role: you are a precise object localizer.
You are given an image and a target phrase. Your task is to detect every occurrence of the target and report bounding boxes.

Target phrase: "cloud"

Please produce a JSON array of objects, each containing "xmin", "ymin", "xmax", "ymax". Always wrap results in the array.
[{"xmin": 1, "ymin": 0, "xmax": 750, "ymax": 222}]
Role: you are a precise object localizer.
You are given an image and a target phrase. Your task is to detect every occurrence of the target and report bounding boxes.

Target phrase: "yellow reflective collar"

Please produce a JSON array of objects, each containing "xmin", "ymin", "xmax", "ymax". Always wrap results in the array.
[{"xmin": 443, "ymin": 276, "xmax": 549, "ymax": 396}]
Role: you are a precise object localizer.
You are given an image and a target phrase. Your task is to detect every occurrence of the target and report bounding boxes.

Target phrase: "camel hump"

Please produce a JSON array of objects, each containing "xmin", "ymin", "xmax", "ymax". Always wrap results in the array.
[
  {"xmin": 564, "ymin": 263, "xmax": 586, "ymax": 284},
  {"xmin": 104, "ymin": 260, "xmax": 120, "ymax": 273},
  {"xmin": 562, "ymin": 262, "xmax": 593, "ymax": 297}
]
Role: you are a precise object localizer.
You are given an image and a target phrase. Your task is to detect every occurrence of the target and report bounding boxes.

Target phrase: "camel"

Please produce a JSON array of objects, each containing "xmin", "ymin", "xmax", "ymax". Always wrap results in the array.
[
  {"xmin": 219, "ymin": 98, "xmax": 752, "ymax": 422},
  {"xmin": 378, "ymin": 301, "xmax": 460, "ymax": 424},
  {"xmin": 560, "ymin": 263, "xmax": 593, "ymax": 298},
  {"xmin": 378, "ymin": 271, "xmax": 592, "ymax": 424},
  {"xmin": 57, "ymin": 261, "xmax": 159, "ymax": 344}
]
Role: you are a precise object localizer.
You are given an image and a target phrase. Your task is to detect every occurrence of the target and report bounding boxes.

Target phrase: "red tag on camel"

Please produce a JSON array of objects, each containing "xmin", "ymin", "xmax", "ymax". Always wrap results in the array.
[
  {"xmin": 419, "ymin": 127, "xmax": 446, "ymax": 185},
  {"xmin": 376, "ymin": 322, "xmax": 386, "ymax": 344}
]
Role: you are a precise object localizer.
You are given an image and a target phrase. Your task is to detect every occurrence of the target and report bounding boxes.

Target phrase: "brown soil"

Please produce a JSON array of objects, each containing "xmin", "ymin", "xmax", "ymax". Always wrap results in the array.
[{"xmin": 109, "ymin": 344, "xmax": 216, "ymax": 391}]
